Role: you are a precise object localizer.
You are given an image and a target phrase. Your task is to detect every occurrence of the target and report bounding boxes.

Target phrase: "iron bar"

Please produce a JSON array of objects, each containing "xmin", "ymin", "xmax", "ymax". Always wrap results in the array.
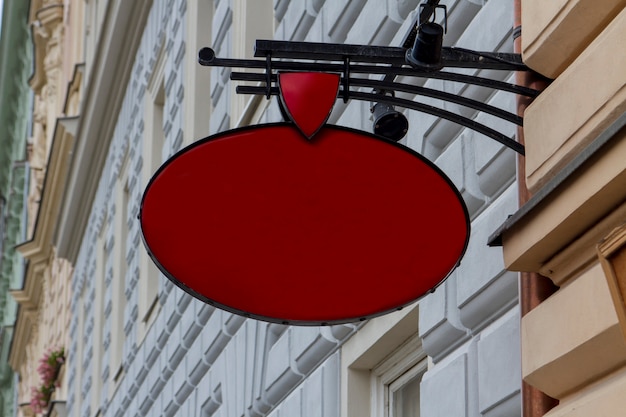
[
  {"xmin": 223, "ymin": 64, "xmax": 539, "ymax": 97},
  {"xmin": 235, "ymin": 85, "xmax": 524, "ymax": 155},
  {"xmin": 230, "ymin": 72, "xmax": 522, "ymax": 126},
  {"xmin": 253, "ymin": 40, "xmax": 529, "ymax": 71},
  {"xmin": 353, "ymin": 78, "xmax": 523, "ymax": 126},
  {"xmin": 254, "ymin": 40, "xmax": 407, "ymax": 64},
  {"xmin": 349, "ymin": 91, "xmax": 524, "ymax": 155}
]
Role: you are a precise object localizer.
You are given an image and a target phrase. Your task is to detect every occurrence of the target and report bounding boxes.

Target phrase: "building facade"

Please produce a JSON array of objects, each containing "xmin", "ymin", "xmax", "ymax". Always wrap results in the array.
[
  {"xmin": 0, "ymin": 1, "xmax": 33, "ymax": 415},
  {"xmin": 496, "ymin": 1, "xmax": 626, "ymax": 416},
  {"xmin": 7, "ymin": 1, "xmax": 83, "ymax": 416},
  {"xmin": 9, "ymin": 1, "xmax": 526, "ymax": 416}
]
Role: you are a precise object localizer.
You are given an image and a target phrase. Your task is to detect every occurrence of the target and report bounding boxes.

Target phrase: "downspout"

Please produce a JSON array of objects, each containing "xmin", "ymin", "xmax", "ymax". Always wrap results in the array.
[{"xmin": 513, "ymin": 1, "xmax": 559, "ymax": 416}]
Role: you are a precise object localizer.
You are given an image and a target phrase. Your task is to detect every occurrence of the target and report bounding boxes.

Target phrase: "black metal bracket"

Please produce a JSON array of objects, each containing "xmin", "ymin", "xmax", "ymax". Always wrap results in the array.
[
  {"xmin": 419, "ymin": 3, "xmax": 448, "ymax": 33},
  {"xmin": 199, "ymin": 39, "xmax": 541, "ymax": 156},
  {"xmin": 252, "ymin": 40, "xmax": 530, "ymax": 71}
]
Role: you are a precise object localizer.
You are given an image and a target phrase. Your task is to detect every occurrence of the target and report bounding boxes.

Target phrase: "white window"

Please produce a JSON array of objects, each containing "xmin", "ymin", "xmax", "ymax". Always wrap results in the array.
[
  {"xmin": 341, "ymin": 304, "xmax": 428, "ymax": 417},
  {"xmin": 387, "ymin": 360, "xmax": 427, "ymax": 417},
  {"xmin": 138, "ymin": 49, "xmax": 166, "ymax": 340},
  {"xmin": 110, "ymin": 157, "xmax": 129, "ymax": 387},
  {"xmin": 371, "ymin": 333, "xmax": 426, "ymax": 417}
]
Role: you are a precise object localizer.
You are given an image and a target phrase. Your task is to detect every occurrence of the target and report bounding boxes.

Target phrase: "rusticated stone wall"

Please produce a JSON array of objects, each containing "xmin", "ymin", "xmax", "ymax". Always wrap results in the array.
[{"xmin": 67, "ymin": 1, "xmax": 522, "ymax": 416}]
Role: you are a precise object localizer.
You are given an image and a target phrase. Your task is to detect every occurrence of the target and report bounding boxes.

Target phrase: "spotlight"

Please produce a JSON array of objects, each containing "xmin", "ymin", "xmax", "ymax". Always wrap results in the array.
[
  {"xmin": 406, "ymin": 21, "xmax": 444, "ymax": 70},
  {"xmin": 406, "ymin": 4, "xmax": 447, "ymax": 71},
  {"xmin": 371, "ymin": 102, "xmax": 409, "ymax": 141}
]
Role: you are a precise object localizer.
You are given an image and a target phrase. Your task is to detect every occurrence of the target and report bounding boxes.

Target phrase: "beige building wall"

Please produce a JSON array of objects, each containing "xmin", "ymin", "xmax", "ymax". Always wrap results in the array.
[
  {"xmin": 9, "ymin": 1, "xmax": 84, "ymax": 416},
  {"xmin": 499, "ymin": 1, "xmax": 626, "ymax": 415}
]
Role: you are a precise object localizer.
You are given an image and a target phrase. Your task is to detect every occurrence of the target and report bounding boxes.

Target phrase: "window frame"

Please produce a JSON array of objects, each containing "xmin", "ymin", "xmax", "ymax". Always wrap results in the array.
[
  {"xmin": 137, "ymin": 45, "xmax": 167, "ymax": 341},
  {"xmin": 388, "ymin": 358, "xmax": 427, "ymax": 417},
  {"xmin": 371, "ymin": 333, "xmax": 426, "ymax": 417},
  {"xmin": 340, "ymin": 303, "xmax": 426, "ymax": 417}
]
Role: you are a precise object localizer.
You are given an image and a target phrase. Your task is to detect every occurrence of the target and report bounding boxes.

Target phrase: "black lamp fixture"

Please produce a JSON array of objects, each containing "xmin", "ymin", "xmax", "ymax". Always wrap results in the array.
[
  {"xmin": 371, "ymin": 99, "xmax": 409, "ymax": 141},
  {"xmin": 372, "ymin": 4, "xmax": 446, "ymax": 140},
  {"xmin": 406, "ymin": 4, "xmax": 447, "ymax": 71}
]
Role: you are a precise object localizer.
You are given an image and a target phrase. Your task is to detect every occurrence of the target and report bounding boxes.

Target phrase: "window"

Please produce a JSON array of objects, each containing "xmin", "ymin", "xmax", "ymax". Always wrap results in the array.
[
  {"xmin": 341, "ymin": 304, "xmax": 427, "ymax": 417},
  {"xmin": 183, "ymin": 0, "xmax": 213, "ymax": 145},
  {"xmin": 141, "ymin": 81, "xmax": 163, "ymax": 326},
  {"xmin": 138, "ymin": 50, "xmax": 166, "ymax": 340},
  {"xmin": 371, "ymin": 333, "xmax": 426, "ymax": 417},
  {"xmin": 90, "ymin": 222, "xmax": 106, "ymax": 412},
  {"xmin": 110, "ymin": 157, "xmax": 129, "ymax": 387},
  {"xmin": 386, "ymin": 358, "xmax": 426, "ymax": 417}
]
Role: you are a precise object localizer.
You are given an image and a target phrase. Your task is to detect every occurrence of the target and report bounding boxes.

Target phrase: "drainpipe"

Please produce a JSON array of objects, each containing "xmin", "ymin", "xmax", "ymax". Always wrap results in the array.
[{"xmin": 513, "ymin": 1, "xmax": 559, "ymax": 416}]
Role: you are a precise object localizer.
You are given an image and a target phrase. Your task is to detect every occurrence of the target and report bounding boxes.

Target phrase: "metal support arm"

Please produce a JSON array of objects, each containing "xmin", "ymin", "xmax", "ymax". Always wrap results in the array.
[
  {"xmin": 253, "ymin": 39, "xmax": 529, "ymax": 71},
  {"xmin": 198, "ymin": 37, "xmax": 542, "ymax": 155}
]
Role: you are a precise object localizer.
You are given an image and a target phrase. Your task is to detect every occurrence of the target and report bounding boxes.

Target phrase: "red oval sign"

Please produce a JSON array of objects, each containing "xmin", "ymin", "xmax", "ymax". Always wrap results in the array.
[{"xmin": 140, "ymin": 124, "xmax": 469, "ymax": 324}]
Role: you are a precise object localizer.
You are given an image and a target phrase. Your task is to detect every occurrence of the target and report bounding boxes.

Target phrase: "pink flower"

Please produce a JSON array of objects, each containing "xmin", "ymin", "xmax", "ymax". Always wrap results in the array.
[{"xmin": 29, "ymin": 347, "xmax": 65, "ymax": 414}]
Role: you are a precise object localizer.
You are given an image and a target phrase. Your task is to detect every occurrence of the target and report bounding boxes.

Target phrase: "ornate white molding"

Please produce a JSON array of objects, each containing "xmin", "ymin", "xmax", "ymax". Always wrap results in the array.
[
  {"xmin": 55, "ymin": 0, "xmax": 153, "ymax": 263},
  {"xmin": 10, "ymin": 117, "xmax": 77, "ymax": 375}
]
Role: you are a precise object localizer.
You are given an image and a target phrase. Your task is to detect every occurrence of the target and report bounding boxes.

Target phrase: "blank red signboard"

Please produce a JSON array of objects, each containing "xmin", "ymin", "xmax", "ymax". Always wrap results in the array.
[{"xmin": 140, "ymin": 123, "xmax": 469, "ymax": 325}]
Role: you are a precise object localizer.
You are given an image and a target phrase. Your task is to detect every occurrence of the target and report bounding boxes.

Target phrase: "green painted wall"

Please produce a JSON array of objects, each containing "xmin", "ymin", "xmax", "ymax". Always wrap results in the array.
[{"xmin": 0, "ymin": 0, "xmax": 32, "ymax": 415}]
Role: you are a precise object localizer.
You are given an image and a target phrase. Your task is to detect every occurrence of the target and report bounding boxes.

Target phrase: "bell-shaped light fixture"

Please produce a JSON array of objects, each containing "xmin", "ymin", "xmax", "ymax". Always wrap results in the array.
[
  {"xmin": 371, "ymin": 102, "xmax": 409, "ymax": 141},
  {"xmin": 406, "ymin": 21, "xmax": 444, "ymax": 70}
]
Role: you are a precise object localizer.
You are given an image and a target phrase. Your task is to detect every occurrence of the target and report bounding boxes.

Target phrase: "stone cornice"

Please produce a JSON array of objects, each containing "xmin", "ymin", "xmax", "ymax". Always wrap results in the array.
[
  {"xmin": 10, "ymin": 117, "xmax": 78, "ymax": 371},
  {"xmin": 55, "ymin": 0, "xmax": 153, "ymax": 262},
  {"xmin": 63, "ymin": 63, "xmax": 85, "ymax": 116},
  {"xmin": 16, "ymin": 117, "xmax": 78, "ymax": 264},
  {"xmin": 9, "ymin": 261, "xmax": 46, "ymax": 311}
]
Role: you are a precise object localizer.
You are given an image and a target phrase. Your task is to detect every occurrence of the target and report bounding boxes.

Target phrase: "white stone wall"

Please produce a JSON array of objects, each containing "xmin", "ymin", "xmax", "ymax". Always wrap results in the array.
[{"xmin": 67, "ymin": 1, "xmax": 521, "ymax": 416}]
